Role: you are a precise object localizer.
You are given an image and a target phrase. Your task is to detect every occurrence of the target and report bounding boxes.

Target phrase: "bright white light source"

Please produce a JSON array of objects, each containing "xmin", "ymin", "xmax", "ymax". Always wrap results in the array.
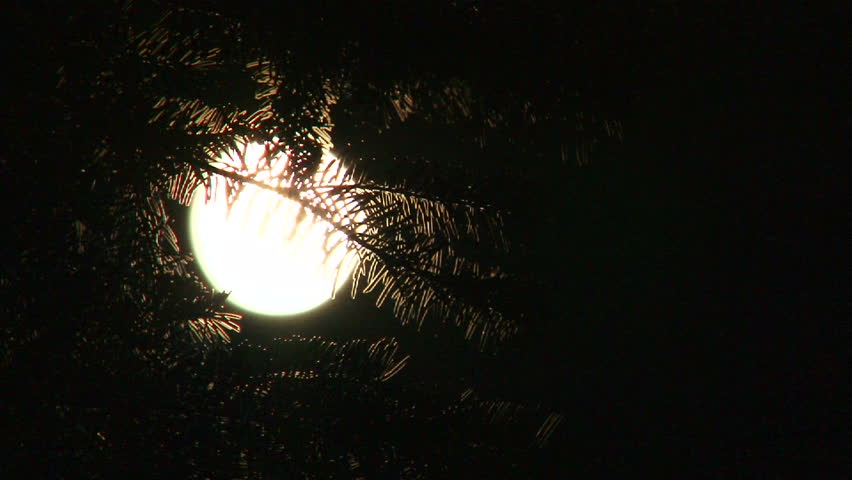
[{"xmin": 189, "ymin": 141, "xmax": 359, "ymax": 316}]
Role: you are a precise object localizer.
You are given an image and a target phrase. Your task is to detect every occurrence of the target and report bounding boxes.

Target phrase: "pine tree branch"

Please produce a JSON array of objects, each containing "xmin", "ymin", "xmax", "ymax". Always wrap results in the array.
[{"xmin": 185, "ymin": 153, "xmax": 515, "ymax": 349}]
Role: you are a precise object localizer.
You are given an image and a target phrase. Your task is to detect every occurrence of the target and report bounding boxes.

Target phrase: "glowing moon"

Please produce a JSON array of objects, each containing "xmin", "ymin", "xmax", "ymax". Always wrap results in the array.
[{"xmin": 189, "ymin": 142, "xmax": 359, "ymax": 316}]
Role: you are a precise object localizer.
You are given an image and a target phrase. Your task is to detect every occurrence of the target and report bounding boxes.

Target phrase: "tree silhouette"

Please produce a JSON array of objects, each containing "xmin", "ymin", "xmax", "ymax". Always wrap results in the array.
[{"xmin": 1, "ymin": 1, "xmax": 635, "ymax": 477}]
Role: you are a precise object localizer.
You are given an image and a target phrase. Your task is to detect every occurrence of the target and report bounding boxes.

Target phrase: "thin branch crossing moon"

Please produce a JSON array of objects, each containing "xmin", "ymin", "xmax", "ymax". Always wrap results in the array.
[{"xmin": 189, "ymin": 142, "xmax": 359, "ymax": 316}]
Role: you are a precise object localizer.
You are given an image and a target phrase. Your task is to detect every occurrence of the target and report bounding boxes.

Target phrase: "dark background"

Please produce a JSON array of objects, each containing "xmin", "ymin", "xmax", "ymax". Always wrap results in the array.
[
  {"xmin": 232, "ymin": 4, "xmax": 841, "ymax": 473},
  {"xmin": 3, "ymin": 1, "xmax": 843, "ymax": 477}
]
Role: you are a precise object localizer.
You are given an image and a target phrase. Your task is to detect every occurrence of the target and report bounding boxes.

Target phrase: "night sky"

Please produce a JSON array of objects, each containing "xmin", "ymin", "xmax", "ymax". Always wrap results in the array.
[{"xmin": 2, "ymin": 1, "xmax": 842, "ymax": 477}]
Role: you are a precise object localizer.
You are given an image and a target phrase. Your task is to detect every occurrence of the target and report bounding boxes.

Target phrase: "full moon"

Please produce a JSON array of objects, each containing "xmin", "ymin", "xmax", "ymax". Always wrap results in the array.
[{"xmin": 189, "ymin": 141, "xmax": 359, "ymax": 316}]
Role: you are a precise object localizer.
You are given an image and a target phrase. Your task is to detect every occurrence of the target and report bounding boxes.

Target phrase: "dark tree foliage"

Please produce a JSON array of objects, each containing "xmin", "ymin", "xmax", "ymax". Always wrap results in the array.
[{"xmin": 2, "ymin": 1, "xmax": 628, "ymax": 476}]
